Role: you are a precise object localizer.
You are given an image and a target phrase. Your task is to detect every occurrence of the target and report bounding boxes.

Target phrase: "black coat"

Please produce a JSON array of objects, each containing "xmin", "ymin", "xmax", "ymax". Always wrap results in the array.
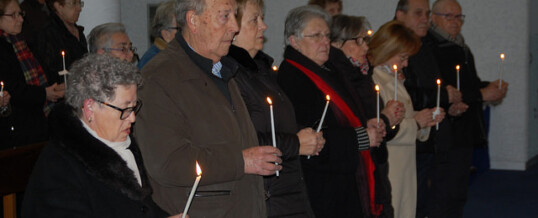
[
  {"xmin": 228, "ymin": 45, "xmax": 314, "ymax": 218},
  {"xmin": 427, "ymin": 30, "xmax": 489, "ymax": 148},
  {"xmin": 20, "ymin": 0, "xmax": 50, "ymax": 47},
  {"xmin": 31, "ymin": 13, "xmax": 87, "ymax": 85},
  {"xmin": 0, "ymin": 36, "xmax": 48, "ymax": 149},
  {"xmin": 278, "ymin": 46, "xmax": 367, "ymax": 218},
  {"xmin": 22, "ymin": 103, "xmax": 169, "ymax": 218}
]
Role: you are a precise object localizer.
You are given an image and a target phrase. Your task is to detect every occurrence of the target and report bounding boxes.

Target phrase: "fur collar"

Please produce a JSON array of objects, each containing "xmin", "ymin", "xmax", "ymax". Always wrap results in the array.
[{"xmin": 48, "ymin": 102, "xmax": 152, "ymax": 201}]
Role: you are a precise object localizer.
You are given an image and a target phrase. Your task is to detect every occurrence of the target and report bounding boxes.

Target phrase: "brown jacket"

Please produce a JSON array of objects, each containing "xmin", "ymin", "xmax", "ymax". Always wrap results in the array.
[{"xmin": 135, "ymin": 37, "xmax": 266, "ymax": 217}]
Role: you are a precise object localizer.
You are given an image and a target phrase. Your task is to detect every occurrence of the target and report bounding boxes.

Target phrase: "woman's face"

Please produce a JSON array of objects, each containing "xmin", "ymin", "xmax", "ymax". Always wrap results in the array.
[
  {"xmin": 0, "ymin": 1, "xmax": 23, "ymax": 35},
  {"xmin": 291, "ymin": 17, "xmax": 330, "ymax": 66},
  {"xmin": 233, "ymin": 2, "xmax": 267, "ymax": 57},
  {"xmin": 384, "ymin": 52, "xmax": 410, "ymax": 69},
  {"xmin": 340, "ymin": 31, "xmax": 369, "ymax": 64},
  {"xmin": 54, "ymin": 0, "xmax": 82, "ymax": 25},
  {"xmin": 89, "ymin": 85, "xmax": 138, "ymax": 142}
]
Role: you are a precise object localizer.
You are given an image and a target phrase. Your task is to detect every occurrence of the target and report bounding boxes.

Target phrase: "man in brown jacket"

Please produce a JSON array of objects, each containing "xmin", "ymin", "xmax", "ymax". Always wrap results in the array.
[{"xmin": 134, "ymin": 0, "xmax": 282, "ymax": 217}]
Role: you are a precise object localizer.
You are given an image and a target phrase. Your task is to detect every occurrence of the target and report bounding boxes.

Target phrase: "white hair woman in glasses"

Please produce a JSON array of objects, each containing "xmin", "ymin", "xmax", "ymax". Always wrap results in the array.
[
  {"xmin": 23, "ymin": 54, "xmax": 184, "ymax": 218},
  {"xmin": 88, "ymin": 22, "xmax": 136, "ymax": 62}
]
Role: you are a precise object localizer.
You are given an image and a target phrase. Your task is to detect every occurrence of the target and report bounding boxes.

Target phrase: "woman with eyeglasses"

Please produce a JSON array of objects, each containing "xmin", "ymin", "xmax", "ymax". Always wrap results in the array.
[
  {"xmin": 32, "ymin": 0, "xmax": 87, "ymax": 86},
  {"xmin": 277, "ymin": 5, "xmax": 385, "ymax": 217},
  {"xmin": 22, "ymin": 54, "xmax": 185, "ymax": 218},
  {"xmin": 0, "ymin": 0, "xmax": 64, "ymax": 149},
  {"xmin": 368, "ymin": 20, "xmax": 446, "ymax": 218}
]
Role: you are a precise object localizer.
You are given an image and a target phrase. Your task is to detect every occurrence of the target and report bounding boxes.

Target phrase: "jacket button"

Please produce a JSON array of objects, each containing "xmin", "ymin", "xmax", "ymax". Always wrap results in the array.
[{"xmin": 140, "ymin": 205, "xmax": 147, "ymax": 213}]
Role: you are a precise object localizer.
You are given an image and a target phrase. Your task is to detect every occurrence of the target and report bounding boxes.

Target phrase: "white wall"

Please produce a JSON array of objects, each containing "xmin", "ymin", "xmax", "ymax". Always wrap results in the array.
[
  {"xmin": 78, "ymin": 0, "xmax": 121, "ymax": 37},
  {"xmin": 529, "ymin": 0, "xmax": 538, "ymax": 165}
]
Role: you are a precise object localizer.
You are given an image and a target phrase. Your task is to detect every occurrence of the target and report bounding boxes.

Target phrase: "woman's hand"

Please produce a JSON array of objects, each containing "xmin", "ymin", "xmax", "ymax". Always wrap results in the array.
[
  {"xmin": 298, "ymin": 127, "xmax": 325, "ymax": 156},
  {"xmin": 448, "ymin": 102, "xmax": 468, "ymax": 117},
  {"xmin": 1, "ymin": 91, "xmax": 11, "ymax": 107},
  {"xmin": 381, "ymin": 100, "xmax": 405, "ymax": 126},
  {"xmin": 414, "ymin": 107, "xmax": 446, "ymax": 128},
  {"xmin": 45, "ymin": 83, "xmax": 65, "ymax": 102}
]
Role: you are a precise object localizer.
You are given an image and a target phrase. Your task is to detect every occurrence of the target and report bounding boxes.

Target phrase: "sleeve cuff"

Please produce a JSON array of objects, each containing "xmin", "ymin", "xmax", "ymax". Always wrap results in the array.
[{"xmin": 355, "ymin": 127, "xmax": 370, "ymax": 151}]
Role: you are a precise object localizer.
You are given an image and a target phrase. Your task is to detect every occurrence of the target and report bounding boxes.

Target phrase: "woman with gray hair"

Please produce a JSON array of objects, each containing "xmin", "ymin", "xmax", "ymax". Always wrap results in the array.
[
  {"xmin": 277, "ymin": 5, "xmax": 384, "ymax": 218},
  {"xmin": 22, "ymin": 54, "xmax": 184, "ymax": 218}
]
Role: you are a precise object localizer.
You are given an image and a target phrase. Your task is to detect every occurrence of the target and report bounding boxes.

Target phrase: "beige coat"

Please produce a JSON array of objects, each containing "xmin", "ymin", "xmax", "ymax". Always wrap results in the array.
[
  {"xmin": 135, "ymin": 38, "xmax": 266, "ymax": 217},
  {"xmin": 372, "ymin": 66, "xmax": 430, "ymax": 218}
]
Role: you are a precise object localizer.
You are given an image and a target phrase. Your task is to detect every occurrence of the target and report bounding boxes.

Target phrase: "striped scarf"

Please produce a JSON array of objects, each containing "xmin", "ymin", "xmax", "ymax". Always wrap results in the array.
[{"xmin": 1, "ymin": 30, "xmax": 53, "ymax": 115}]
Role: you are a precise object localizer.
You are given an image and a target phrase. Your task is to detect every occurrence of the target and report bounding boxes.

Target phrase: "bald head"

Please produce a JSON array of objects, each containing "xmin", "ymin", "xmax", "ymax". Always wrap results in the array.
[{"xmin": 431, "ymin": 0, "xmax": 463, "ymax": 38}]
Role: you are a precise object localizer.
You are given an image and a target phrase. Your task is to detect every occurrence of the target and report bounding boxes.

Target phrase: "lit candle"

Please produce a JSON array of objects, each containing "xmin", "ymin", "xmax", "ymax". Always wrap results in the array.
[
  {"xmin": 59, "ymin": 51, "xmax": 68, "ymax": 89},
  {"xmin": 393, "ymin": 64, "xmax": 398, "ymax": 101},
  {"xmin": 266, "ymin": 97, "xmax": 279, "ymax": 176},
  {"xmin": 61, "ymin": 50, "xmax": 66, "ymax": 71},
  {"xmin": 272, "ymin": 65, "xmax": 278, "ymax": 72},
  {"xmin": 456, "ymin": 65, "xmax": 460, "ymax": 91},
  {"xmin": 375, "ymin": 85, "xmax": 380, "ymax": 125},
  {"xmin": 434, "ymin": 79, "xmax": 441, "ymax": 130},
  {"xmin": 499, "ymin": 53, "xmax": 505, "ymax": 89},
  {"xmin": 182, "ymin": 161, "xmax": 202, "ymax": 218},
  {"xmin": 308, "ymin": 95, "xmax": 330, "ymax": 159},
  {"xmin": 367, "ymin": 29, "xmax": 373, "ymax": 36},
  {"xmin": 0, "ymin": 81, "xmax": 4, "ymax": 97}
]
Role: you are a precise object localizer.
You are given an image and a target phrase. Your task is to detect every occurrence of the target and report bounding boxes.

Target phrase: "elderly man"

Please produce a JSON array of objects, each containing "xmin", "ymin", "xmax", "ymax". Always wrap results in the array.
[
  {"xmin": 426, "ymin": 0, "xmax": 508, "ymax": 216},
  {"xmin": 395, "ymin": 0, "xmax": 465, "ymax": 217},
  {"xmin": 138, "ymin": 0, "xmax": 178, "ymax": 69},
  {"xmin": 88, "ymin": 23, "xmax": 136, "ymax": 62},
  {"xmin": 134, "ymin": 0, "xmax": 282, "ymax": 217}
]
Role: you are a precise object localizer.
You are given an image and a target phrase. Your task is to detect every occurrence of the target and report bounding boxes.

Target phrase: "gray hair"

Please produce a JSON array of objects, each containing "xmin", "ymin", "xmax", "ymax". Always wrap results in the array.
[
  {"xmin": 174, "ymin": 0, "xmax": 206, "ymax": 30},
  {"xmin": 88, "ymin": 23, "xmax": 127, "ymax": 53},
  {"xmin": 66, "ymin": 54, "xmax": 143, "ymax": 117},
  {"xmin": 152, "ymin": 1, "xmax": 176, "ymax": 39},
  {"xmin": 284, "ymin": 5, "xmax": 331, "ymax": 45},
  {"xmin": 330, "ymin": 15, "xmax": 370, "ymax": 43},
  {"xmin": 432, "ymin": 0, "xmax": 459, "ymax": 13}
]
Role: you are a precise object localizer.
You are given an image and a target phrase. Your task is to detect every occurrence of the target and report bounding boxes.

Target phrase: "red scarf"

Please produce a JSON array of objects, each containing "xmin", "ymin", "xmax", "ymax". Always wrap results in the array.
[{"xmin": 286, "ymin": 59, "xmax": 383, "ymax": 216}]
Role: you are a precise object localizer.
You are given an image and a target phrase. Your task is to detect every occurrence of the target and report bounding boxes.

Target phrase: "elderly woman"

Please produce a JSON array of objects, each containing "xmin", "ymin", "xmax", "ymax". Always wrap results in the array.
[
  {"xmin": 277, "ymin": 5, "xmax": 385, "ymax": 217},
  {"xmin": 368, "ymin": 20, "xmax": 445, "ymax": 218},
  {"xmin": 22, "ymin": 54, "xmax": 182, "ymax": 218},
  {"xmin": 33, "ymin": 0, "xmax": 87, "ymax": 85},
  {"xmin": 227, "ymin": 0, "xmax": 322, "ymax": 217},
  {"xmin": 0, "ymin": 0, "xmax": 64, "ymax": 148},
  {"xmin": 138, "ymin": 0, "xmax": 177, "ymax": 69},
  {"xmin": 88, "ymin": 22, "xmax": 136, "ymax": 62},
  {"xmin": 329, "ymin": 14, "xmax": 406, "ymax": 217}
]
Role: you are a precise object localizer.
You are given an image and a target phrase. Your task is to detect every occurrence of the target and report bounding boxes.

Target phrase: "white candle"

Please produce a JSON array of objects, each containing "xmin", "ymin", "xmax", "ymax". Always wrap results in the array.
[
  {"xmin": 266, "ymin": 97, "xmax": 279, "ymax": 176},
  {"xmin": 456, "ymin": 65, "xmax": 460, "ymax": 91},
  {"xmin": 499, "ymin": 53, "xmax": 505, "ymax": 89},
  {"xmin": 182, "ymin": 161, "xmax": 202, "ymax": 218},
  {"xmin": 434, "ymin": 79, "xmax": 441, "ymax": 130},
  {"xmin": 375, "ymin": 85, "xmax": 380, "ymax": 125},
  {"xmin": 0, "ymin": 81, "xmax": 4, "ymax": 97},
  {"xmin": 308, "ymin": 95, "xmax": 330, "ymax": 159},
  {"xmin": 61, "ymin": 51, "xmax": 66, "ymax": 71},
  {"xmin": 60, "ymin": 51, "xmax": 68, "ymax": 89},
  {"xmin": 393, "ymin": 65, "xmax": 398, "ymax": 101}
]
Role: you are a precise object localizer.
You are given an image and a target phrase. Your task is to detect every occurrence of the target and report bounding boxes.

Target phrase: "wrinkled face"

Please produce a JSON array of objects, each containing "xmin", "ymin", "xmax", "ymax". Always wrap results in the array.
[
  {"xmin": 54, "ymin": 0, "xmax": 82, "ymax": 25},
  {"xmin": 291, "ymin": 17, "xmax": 330, "ymax": 66},
  {"xmin": 106, "ymin": 33, "xmax": 134, "ymax": 62},
  {"xmin": 340, "ymin": 31, "xmax": 369, "ymax": 64},
  {"xmin": 90, "ymin": 85, "xmax": 137, "ymax": 142},
  {"xmin": 324, "ymin": 2, "xmax": 341, "ymax": 16},
  {"xmin": 233, "ymin": 2, "xmax": 267, "ymax": 57},
  {"xmin": 191, "ymin": 0, "xmax": 239, "ymax": 63},
  {"xmin": 0, "ymin": 1, "xmax": 23, "ymax": 35},
  {"xmin": 432, "ymin": 0, "xmax": 463, "ymax": 38},
  {"xmin": 396, "ymin": 0, "xmax": 430, "ymax": 37},
  {"xmin": 384, "ymin": 52, "xmax": 410, "ymax": 69}
]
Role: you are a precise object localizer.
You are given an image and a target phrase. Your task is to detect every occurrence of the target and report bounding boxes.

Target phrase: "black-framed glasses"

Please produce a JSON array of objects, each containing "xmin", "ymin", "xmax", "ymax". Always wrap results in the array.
[
  {"xmin": 302, "ymin": 32, "xmax": 331, "ymax": 42},
  {"xmin": 1, "ymin": 11, "xmax": 26, "ymax": 19},
  {"xmin": 344, "ymin": 36, "xmax": 371, "ymax": 46},
  {"xmin": 96, "ymin": 99, "xmax": 142, "ymax": 120},
  {"xmin": 166, "ymin": 27, "xmax": 180, "ymax": 31},
  {"xmin": 433, "ymin": 12, "xmax": 465, "ymax": 21},
  {"xmin": 65, "ymin": 0, "xmax": 84, "ymax": 8},
  {"xmin": 103, "ymin": 46, "xmax": 137, "ymax": 54}
]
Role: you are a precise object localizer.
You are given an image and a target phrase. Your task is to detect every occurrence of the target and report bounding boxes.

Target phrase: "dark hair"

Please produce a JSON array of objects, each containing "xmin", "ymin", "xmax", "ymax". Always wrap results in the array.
[
  {"xmin": 308, "ymin": 0, "xmax": 342, "ymax": 11},
  {"xmin": 45, "ymin": 0, "xmax": 65, "ymax": 12}
]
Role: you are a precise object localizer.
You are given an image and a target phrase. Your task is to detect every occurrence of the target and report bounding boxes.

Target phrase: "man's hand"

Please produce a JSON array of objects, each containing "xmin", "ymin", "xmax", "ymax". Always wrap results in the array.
[
  {"xmin": 243, "ymin": 146, "xmax": 282, "ymax": 176},
  {"xmin": 298, "ymin": 128, "xmax": 325, "ymax": 156},
  {"xmin": 481, "ymin": 80, "xmax": 508, "ymax": 102},
  {"xmin": 415, "ymin": 107, "xmax": 446, "ymax": 128},
  {"xmin": 448, "ymin": 102, "xmax": 469, "ymax": 117},
  {"xmin": 45, "ymin": 83, "xmax": 65, "ymax": 102},
  {"xmin": 446, "ymin": 85, "xmax": 462, "ymax": 103}
]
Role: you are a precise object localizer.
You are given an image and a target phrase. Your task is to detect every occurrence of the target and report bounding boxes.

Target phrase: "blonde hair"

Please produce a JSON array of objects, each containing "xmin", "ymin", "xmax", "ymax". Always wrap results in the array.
[{"xmin": 367, "ymin": 20, "xmax": 421, "ymax": 67}]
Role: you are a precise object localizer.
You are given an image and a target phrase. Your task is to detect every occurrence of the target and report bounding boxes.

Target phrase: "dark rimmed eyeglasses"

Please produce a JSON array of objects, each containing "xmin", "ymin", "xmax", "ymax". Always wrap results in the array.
[
  {"xmin": 433, "ymin": 12, "xmax": 465, "ymax": 21},
  {"xmin": 166, "ymin": 27, "xmax": 180, "ymax": 31},
  {"xmin": 1, "ymin": 11, "xmax": 25, "ymax": 19},
  {"xmin": 302, "ymin": 32, "xmax": 331, "ymax": 42},
  {"xmin": 96, "ymin": 100, "xmax": 142, "ymax": 120},
  {"xmin": 103, "ymin": 46, "xmax": 137, "ymax": 54}
]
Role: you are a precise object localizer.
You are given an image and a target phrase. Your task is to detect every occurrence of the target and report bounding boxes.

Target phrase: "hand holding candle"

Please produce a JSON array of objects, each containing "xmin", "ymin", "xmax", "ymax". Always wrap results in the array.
[
  {"xmin": 393, "ymin": 65, "xmax": 398, "ymax": 101},
  {"xmin": 266, "ymin": 97, "xmax": 280, "ymax": 176},
  {"xmin": 456, "ymin": 65, "xmax": 460, "ymax": 91},
  {"xmin": 499, "ymin": 53, "xmax": 505, "ymax": 89},
  {"xmin": 182, "ymin": 161, "xmax": 202, "ymax": 218},
  {"xmin": 59, "ymin": 51, "xmax": 69, "ymax": 89},
  {"xmin": 308, "ymin": 95, "xmax": 330, "ymax": 159},
  {"xmin": 433, "ymin": 79, "xmax": 441, "ymax": 130}
]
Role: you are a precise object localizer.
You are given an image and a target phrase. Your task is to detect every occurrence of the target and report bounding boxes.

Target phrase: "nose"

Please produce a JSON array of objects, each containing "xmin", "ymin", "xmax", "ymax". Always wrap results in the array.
[
  {"xmin": 230, "ymin": 14, "xmax": 239, "ymax": 33},
  {"xmin": 260, "ymin": 19, "xmax": 268, "ymax": 32},
  {"xmin": 127, "ymin": 110, "xmax": 136, "ymax": 123}
]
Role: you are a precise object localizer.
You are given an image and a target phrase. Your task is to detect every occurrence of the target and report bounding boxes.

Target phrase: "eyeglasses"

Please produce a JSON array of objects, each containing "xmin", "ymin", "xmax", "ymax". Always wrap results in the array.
[
  {"xmin": 103, "ymin": 46, "xmax": 137, "ymax": 54},
  {"xmin": 345, "ymin": 36, "xmax": 371, "ymax": 46},
  {"xmin": 1, "ymin": 11, "xmax": 26, "ymax": 19},
  {"xmin": 433, "ymin": 12, "xmax": 465, "ymax": 21},
  {"xmin": 302, "ymin": 32, "xmax": 331, "ymax": 42},
  {"xmin": 166, "ymin": 27, "xmax": 180, "ymax": 31},
  {"xmin": 96, "ymin": 99, "xmax": 142, "ymax": 120},
  {"xmin": 65, "ymin": 0, "xmax": 84, "ymax": 8}
]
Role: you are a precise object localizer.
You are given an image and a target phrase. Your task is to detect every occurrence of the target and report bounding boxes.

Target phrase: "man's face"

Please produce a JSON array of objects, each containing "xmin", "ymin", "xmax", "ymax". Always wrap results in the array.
[
  {"xmin": 98, "ymin": 32, "xmax": 134, "ymax": 62},
  {"xmin": 190, "ymin": 0, "xmax": 239, "ymax": 63},
  {"xmin": 324, "ymin": 2, "xmax": 341, "ymax": 16},
  {"xmin": 396, "ymin": 0, "xmax": 430, "ymax": 37},
  {"xmin": 432, "ymin": 0, "xmax": 463, "ymax": 38}
]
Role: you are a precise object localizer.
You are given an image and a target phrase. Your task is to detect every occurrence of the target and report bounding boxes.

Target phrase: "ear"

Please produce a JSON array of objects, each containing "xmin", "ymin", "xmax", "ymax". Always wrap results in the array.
[
  {"xmin": 96, "ymin": 48, "xmax": 106, "ymax": 55},
  {"xmin": 289, "ymin": 35, "xmax": 301, "ymax": 51},
  {"xmin": 185, "ymin": 10, "xmax": 198, "ymax": 34},
  {"xmin": 395, "ymin": 10, "xmax": 405, "ymax": 21},
  {"xmin": 53, "ymin": 1, "xmax": 62, "ymax": 13},
  {"xmin": 82, "ymin": 99, "xmax": 95, "ymax": 122}
]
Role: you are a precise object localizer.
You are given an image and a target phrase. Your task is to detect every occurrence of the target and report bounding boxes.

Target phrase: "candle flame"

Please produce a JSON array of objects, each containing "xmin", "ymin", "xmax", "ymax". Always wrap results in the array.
[
  {"xmin": 392, "ymin": 64, "xmax": 398, "ymax": 71},
  {"xmin": 367, "ymin": 29, "xmax": 373, "ymax": 36},
  {"xmin": 456, "ymin": 65, "xmax": 460, "ymax": 70},
  {"xmin": 500, "ymin": 53, "xmax": 505, "ymax": 60},
  {"xmin": 375, "ymin": 84, "xmax": 379, "ymax": 92},
  {"xmin": 266, "ymin": 97, "xmax": 273, "ymax": 105},
  {"xmin": 272, "ymin": 65, "xmax": 278, "ymax": 71},
  {"xmin": 61, "ymin": 51, "xmax": 65, "ymax": 56},
  {"xmin": 0, "ymin": 81, "xmax": 3, "ymax": 87},
  {"xmin": 436, "ymin": 79, "xmax": 441, "ymax": 85},
  {"xmin": 326, "ymin": 95, "xmax": 330, "ymax": 101},
  {"xmin": 196, "ymin": 161, "xmax": 202, "ymax": 176}
]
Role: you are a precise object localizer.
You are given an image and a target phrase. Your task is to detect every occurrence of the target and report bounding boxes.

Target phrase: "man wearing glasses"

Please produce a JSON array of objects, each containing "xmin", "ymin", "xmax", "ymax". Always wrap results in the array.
[
  {"xmin": 428, "ymin": 0, "xmax": 508, "ymax": 217},
  {"xmin": 88, "ymin": 22, "xmax": 136, "ymax": 63}
]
